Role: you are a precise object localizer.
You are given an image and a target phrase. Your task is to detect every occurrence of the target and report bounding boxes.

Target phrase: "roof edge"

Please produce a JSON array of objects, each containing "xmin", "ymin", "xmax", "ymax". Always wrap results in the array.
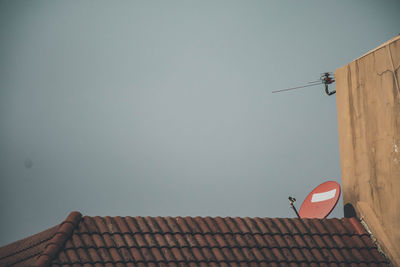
[
  {"xmin": 354, "ymin": 35, "xmax": 400, "ymax": 62},
  {"xmin": 336, "ymin": 35, "xmax": 400, "ymax": 72},
  {"xmin": 348, "ymin": 217, "xmax": 366, "ymax": 235},
  {"xmin": 33, "ymin": 211, "xmax": 82, "ymax": 267}
]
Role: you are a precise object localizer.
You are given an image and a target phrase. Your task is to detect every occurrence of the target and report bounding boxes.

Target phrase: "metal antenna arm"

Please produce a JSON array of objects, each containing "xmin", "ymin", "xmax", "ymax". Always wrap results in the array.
[
  {"xmin": 288, "ymin": 196, "xmax": 300, "ymax": 218},
  {"xmin": 272, "ymin": 82, "xmax": 321, "ymax": 93},
  {"xmin": 324, "ymin": 84, "xmax": 336, "ymax": 96}
]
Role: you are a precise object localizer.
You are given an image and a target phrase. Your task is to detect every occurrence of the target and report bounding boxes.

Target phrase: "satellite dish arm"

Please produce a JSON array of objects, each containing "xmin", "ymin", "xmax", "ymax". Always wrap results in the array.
[{"xmin": 288, "ymin": 196, "xmax": 300, "ymax": 218}]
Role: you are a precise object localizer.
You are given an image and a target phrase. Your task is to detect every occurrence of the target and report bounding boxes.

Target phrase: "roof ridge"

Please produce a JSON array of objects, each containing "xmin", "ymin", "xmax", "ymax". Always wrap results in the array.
[
  {"xmin": 32, "ymin": 211, "xmax": 82, "ymax": 267},
  {"xmin": 348, "ymin": 217, "xmax": 367, "ymax": 235},
  {"xmin": 73, "ymin": 229, "xmax": 371, "ymax": 236},
  {"xmin": 0, "ymin": 231, "xmax": 54, "ymax": 261},
  {"xmin": 48, "ymin": 259, "xmax": 390, "ymax": 264},
  {"xmin": 62, "ymin": 244, "xmax": 377, "ymax": 250}
]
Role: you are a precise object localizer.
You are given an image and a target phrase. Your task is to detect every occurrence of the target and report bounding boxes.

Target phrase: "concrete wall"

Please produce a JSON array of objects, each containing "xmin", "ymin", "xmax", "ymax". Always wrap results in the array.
[{"xmin": 335, "ymin": 36, "xmax": 400, "ymax": 265}]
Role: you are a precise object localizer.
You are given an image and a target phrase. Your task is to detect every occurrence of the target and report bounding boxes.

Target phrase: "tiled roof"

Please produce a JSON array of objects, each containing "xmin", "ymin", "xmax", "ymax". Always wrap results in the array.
[
  {"xmin": 0, "ymin": 225, "xmax": 58, "ymax": 266},
  {"xmin": 0, "ymin": 211, "xmax": 389, "ymax": 266}
]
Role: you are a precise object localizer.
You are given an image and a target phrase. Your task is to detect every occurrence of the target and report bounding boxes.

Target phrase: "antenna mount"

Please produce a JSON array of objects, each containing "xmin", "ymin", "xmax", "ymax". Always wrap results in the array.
[{"xmin": 288, "ymin": 196, "xmax": 300, "ymax": 218}]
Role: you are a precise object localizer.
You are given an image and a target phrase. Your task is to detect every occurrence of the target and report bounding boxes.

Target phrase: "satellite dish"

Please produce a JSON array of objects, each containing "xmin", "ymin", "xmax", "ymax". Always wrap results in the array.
[{"xmin": 298, "ymin": 181, "xmax": 341, "ymax": 219}]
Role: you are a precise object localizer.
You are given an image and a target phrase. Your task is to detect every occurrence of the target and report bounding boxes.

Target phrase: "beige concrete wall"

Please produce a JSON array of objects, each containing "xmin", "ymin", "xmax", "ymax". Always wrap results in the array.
[{"xmin": 335, "ymin": 35, "xmax": 400, "ymax": 265}]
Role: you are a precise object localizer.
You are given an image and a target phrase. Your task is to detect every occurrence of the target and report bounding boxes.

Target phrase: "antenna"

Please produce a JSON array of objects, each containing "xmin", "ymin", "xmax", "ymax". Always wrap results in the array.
[
  {"xmin": 289, "ymin": 181, "xmax": 341, "ymax": 219},
  {"xmin": 288, "ymin": 196, "xmax": 300, "ymax": 218},
  {"xmin": 272, "ymin": 82, "xmax": 321, "ymax": 93},
  {"xmin": 272, "ymin": 72, "xmax": 336, "ymax": 96}
]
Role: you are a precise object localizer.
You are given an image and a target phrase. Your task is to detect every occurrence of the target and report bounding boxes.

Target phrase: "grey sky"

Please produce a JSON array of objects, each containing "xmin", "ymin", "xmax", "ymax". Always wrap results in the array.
[{"xmin": 1, "ymin": 0, "xmax": 399, "ymax": 246}]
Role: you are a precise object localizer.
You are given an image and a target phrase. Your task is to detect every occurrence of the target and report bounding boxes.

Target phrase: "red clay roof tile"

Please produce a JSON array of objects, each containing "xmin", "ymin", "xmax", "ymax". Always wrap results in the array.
[{"xmin": 0, "ymin": 211, "xmax": 391, "ymax": 266}]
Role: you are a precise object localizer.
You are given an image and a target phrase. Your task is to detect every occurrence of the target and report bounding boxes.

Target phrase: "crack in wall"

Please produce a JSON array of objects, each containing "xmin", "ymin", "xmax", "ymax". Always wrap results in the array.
[{"xmin": 387, "ymin": 46, "xmax": 400, "ymax": 98}]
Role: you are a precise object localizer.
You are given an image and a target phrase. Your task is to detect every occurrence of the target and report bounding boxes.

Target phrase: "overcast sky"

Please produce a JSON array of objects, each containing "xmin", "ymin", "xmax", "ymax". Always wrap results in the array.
[{"xmin": 1, "ymin": 0, "xmax": 399, "ymax": 246}]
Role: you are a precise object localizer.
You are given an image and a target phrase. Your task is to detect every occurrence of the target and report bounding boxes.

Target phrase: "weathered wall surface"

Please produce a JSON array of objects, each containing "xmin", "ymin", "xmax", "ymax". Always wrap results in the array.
[{"xmin": 336, "ymin": 36, "xmax": 400, "ymax": 265}]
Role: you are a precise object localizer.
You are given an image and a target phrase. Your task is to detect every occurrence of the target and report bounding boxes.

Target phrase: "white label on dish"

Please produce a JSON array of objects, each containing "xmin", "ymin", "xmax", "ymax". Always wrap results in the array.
[{"xmin": 311, "ymin": 189, "xmax": 336, "ymax": 202}]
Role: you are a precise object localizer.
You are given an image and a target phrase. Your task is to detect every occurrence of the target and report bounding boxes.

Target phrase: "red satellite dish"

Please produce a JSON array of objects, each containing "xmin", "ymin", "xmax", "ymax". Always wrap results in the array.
[{"xmin": 298, "ymin": 181, "xmax": 341, "ymax": 219}]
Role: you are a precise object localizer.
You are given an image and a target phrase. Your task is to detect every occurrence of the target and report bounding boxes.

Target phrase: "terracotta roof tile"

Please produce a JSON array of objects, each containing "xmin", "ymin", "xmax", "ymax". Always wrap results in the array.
[
  {"xmin": 0, "ymin": 226, "xmax": 59, "ymax": 267},
  {"xmin": 0, "ymin": 211, "xmax": 82, "ymax": 267},
  {"xmin": 0, "ymin": 212, "xmax": 390, "ymax": 266}
]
